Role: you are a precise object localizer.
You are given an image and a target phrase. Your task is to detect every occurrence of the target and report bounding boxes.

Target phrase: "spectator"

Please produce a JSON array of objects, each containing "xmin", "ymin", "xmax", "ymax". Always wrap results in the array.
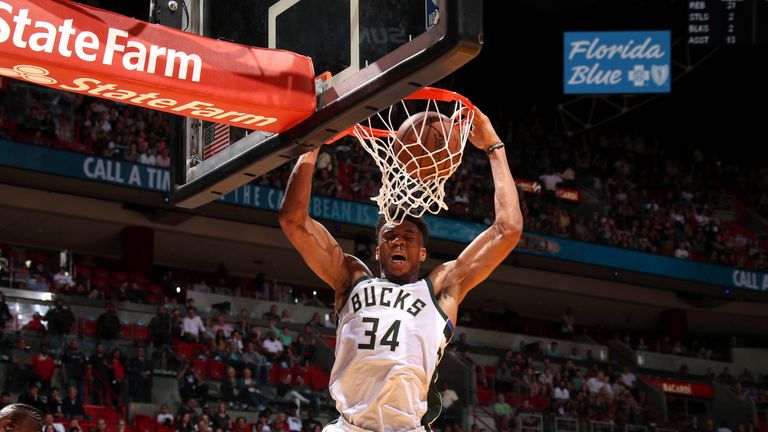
[
  {"xmin": 31, "ymin": 344, "xmax": 55, "ymax": 392},
  {"xmin": 108, "ymin": 349, "xmax": 125, "ymax": 408},
  {"xmin": 43, "ymin": 298, "xmax": 76, "ymax": 336},
  {"xmin": 46, "ymin": 387, "xmax": 64, "ymax": 418},
  {"xmin": 717, "ymin": 367, "xmax": 735, "ymax": 386},
  {"xmin": 292, "ymin": 375, "xmax": 321, "ymax": 416},
  {"xmin": 220, "ymin": 366, "xmax": 244, "ymax": 408},
  {"xmin": 210, "ymin": 315, "xmax": 233, "ymax": 338},
  {"xmin": 17, "ymin": 384, "xmax": 46, "ymax": 413},
  {"xmin": 42, "ymin": 413, "xmax": 65, "ymax": 432},
  {"xmin": 636, "ymin": 337, "xmax": 649, "ymax": 351},
  {"xmin": 96, "ymin": 303, "xmax": 121, "ymax": 340},
  {"xmin": 561, "ymin": 307, "xmax": 576, "ymax": 336},
  {"xmin": 686, "ymin": 415, "xmax": 703, "ymax": 432},
  {"xmin": 88, "ymin": 343, "xmax": 111, "ymax": 405},
  {"xmin": 588, "ymin": 371, "xmax": 606, "ymax": 394},
  {"xmin": 323, "ymin": 310, "xmax": 337, "ymax": 328},
  {"xmin": 554, "ymin": 380, "xmax": 570, "ymax": 403},
  {"xmin": 262, "ymin": 304, "xmax": 280, "ymax": 322},
  {"xmin": 718, "ymin": 421, "xmax": 733, "ymax": 432},
  {"xmin": 492, "ymin": 393, "xmax": 513, "ymax": 431},
  {"xmin": 276, "ymin": 374, "xmax": 311, "ymax": 415},
  {"xmin": 0, "ymin": 392, "xmax": 9, "ymax": 410},
  {"xmin": 176, "ymin": 413, "xmax": 193, "ymax": 432},
  {"xmin": 156, "ymin": 404, "xmax": 174, "ymax": 427},
  {"xmin": 546, "ymin": 341, "xmax": 561, "ymax": 357},
  {"xmin": 281, "ymin": 309, "xmax": 294, "ymax": 323},
  {"xmin": 23, "ymin": 313, "xmax": 46, "ymax": 334},
  {"xmin": 231, "ymin": 417, "xmax": 248, "ymax": 432},
  {"xmin": 61, "ymin": 386, "xmax": 85, "ymax": 420},
  {"xmin": 620, "ymin": 366, "xmax": 637, "ymax": 389},
  {"xmin": 177, "ymin": 361, "xmax": 208, "ymax": 402},
  {"xmin": 68, "ymin": 419, "xmax": 84, "ymax": 432},
  {"xmin": 737, "ymin": 368, "xmax": 755, "ymax": 384},
  {"xmin": 261, "ymin": 331, "xmax": 284, "ymax": 363},
  {"xmin": 286, "ymin": 407, "xmax": 302, "ymax": 432},
  {"xmin": 565, "ymin": 346, "xmax": 582, "ymax": 360},
  {"xmin": 62, "ymin": 340, "xmax": 86, "ymax": 396},
  {"xmin": 52, "ymin": 267, "xmax": 75, "ymax": 292},
  {"xmin": 175, "ymin": 398, "xmax": 199, "ymax": 425},
  {"xmin": 0, "ymin": 292, "xmax": 12, "ymax": 333},
  {"xmin": 440, "ymin": 381, "xmax": 460, "ymax": 426},
  {"xmin": 181, "ymin": 307, "xmax": 205, "ymax": 342},
  {"xmin": 128, "ymin": 346, "xmax": 153, "ymax": 402},
  {"xmin": 238, "ymin": 368, "xmax": 268, "ymax": 411},
  {"xmin": 210, "ymin": 403, "xmax": 230, "ymax": 432}
]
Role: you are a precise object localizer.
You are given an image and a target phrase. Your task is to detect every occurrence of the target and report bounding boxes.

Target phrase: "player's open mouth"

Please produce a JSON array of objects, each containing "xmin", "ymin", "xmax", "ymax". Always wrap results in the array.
[{"xmin": 391, "ymin": 252, "xmax": 406, "ymax": 262}]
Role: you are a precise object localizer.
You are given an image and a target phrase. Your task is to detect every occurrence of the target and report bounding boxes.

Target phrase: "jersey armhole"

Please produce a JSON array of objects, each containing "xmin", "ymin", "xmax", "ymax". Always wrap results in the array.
[
  {"xmin": 335, "ymin": 276, "xmax": 374, "ymax": 314},
  {"xmin": 424, "ymin": 277, "xmax": 450, "ymax": 323}
]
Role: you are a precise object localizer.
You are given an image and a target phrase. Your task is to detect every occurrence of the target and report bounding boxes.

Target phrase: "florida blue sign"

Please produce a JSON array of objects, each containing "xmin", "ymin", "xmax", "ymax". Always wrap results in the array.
[{"xmin": 564, "ymin": 31, "xmax": 671, "ymax": 94}]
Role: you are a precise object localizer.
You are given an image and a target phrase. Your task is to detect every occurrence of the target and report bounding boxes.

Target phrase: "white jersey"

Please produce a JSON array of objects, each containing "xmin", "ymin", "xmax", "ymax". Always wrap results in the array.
[{"xmin": 329, "ymin": 277, "xmax": 454, "ymax": 431}]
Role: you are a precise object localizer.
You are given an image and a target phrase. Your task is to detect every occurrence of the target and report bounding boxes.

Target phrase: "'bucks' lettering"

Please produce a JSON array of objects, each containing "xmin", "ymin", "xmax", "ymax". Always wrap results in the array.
[{"xmin": 349, "ymin": 282, "xmax": 426, "ymax": 317}]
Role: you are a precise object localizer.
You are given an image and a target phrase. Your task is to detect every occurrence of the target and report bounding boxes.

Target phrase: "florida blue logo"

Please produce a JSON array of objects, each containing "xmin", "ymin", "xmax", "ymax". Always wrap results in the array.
[{"xmin": 564, "ymin": 31, "xmax": 671, "ymax": 94}]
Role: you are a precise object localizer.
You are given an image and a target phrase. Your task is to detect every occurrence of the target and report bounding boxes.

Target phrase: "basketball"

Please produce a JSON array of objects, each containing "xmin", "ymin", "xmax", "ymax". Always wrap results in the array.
[{"xmin": 394, "ymin": 111, "xmax": 463, "ymax": 181}]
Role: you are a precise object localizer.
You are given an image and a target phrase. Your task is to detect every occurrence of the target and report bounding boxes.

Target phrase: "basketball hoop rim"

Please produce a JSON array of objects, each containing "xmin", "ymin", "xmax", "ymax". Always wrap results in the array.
[{"xmin": 329, "ymin": 87, "xmax": 475, "ymax": 141}]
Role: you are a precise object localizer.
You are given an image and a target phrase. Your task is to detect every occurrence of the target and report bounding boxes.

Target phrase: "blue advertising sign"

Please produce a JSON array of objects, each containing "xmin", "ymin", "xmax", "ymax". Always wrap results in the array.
[
  {"xmin": 564, "ymin": 31, "xmax": 671, "ymax": 94},
  {"xmin": 1, "ymin": 139, "xmax": 766, "ymax": 292}
]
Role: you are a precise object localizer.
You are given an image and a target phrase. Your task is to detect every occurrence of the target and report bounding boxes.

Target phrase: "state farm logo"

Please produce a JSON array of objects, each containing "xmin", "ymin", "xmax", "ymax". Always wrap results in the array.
[{"xmin": 0, "ymin": 65, "xmax": 56, "ymax": 85}]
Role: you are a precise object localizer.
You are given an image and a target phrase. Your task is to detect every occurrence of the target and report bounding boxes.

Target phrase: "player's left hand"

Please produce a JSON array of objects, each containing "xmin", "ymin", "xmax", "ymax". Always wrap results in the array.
[{"xmin": 468, "ymin": 106, "xmax": 502, "ymax": 152}]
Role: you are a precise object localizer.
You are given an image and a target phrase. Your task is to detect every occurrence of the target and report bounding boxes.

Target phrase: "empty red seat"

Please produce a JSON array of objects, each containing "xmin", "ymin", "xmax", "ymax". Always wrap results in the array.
[
  {"xmin": 308, "ymin": 365, "xmax": 330, "ymax": 391},
  {"xmin": 322, "ymin": 336, "xmax": 337, "ymax": 348},
  {"xmin": 83, "ymin": 319, "xmax": 98, "ymax": 337},
  {"xmin": 94, "ymin": 268, "xmax": 110, "ymax": 279},
  {"xmin": 84, "ymin": 404, "xmax": 119, "ymax": 425},
  {"xmin": 111, "ymin": 271, "xmax": 127, "ymax": 281},
  {"xmin": 76, "ymin": 265, "xmax": 92, "ymax": 278},
  {"xmin": 192, "ymin": 359, "xmax": 207, "ymax": 377},
  {"xmin": 208, "ymin": 360, "xmax": 226, "ymax": 380},
  {"xmin": 476, "ymin": 386, "xmax": 493, "ymax": 405},
  {"xmin": 120, "ymin": 323, "xmax": 133, "ymax": 340},
  {"xmin": 133, "ymin": 325, "xmax": 149, "ymax": 343},
  {"xmin": 130, "ymin": 273, "xmax": 149, "ymax": 283}
]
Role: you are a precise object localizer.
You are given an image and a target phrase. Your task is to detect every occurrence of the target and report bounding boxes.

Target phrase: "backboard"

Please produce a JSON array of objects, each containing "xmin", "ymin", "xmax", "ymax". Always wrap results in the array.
[{"xmin": 171, "ymin": 0, "xmax": 483, "ymax": 208}]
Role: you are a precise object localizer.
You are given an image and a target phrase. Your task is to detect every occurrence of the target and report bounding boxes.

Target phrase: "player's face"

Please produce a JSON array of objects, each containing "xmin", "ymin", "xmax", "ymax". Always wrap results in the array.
[
  {"xmin": 376, "ymin": 220, "xmax": 426, "ymax": 282},
  {"xmin": 0, "ymin": 407, "xmax": 36, "ymax": 432}
]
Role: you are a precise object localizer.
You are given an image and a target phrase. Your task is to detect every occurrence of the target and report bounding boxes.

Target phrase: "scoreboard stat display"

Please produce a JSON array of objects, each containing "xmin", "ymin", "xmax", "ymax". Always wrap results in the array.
[{"xmin": 687, "ymin": 0, "xmax": 768, "ymax": 45}]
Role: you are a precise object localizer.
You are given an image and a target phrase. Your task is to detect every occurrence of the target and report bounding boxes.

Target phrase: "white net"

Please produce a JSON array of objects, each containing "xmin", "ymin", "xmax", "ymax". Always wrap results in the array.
[{"xmin": 349, "ymin": 88, "xmax": 474, "ymax": 225}]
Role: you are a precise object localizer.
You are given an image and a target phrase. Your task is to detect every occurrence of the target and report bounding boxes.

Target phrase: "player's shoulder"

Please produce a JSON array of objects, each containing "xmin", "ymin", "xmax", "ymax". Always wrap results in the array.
[{"xmin": 343, "ymin": 254, "xmax": 372, "ymax": 283}]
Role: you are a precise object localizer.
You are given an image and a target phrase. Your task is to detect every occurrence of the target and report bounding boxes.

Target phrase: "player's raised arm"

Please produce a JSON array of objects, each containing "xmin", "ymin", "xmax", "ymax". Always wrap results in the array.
[
  {"xmin": 279, "ymin": 148, "xmax": 370, "ymax": 292},
  {"xmin": 430, "ymin": 106, "xmax": 524, "ymax": 301}
]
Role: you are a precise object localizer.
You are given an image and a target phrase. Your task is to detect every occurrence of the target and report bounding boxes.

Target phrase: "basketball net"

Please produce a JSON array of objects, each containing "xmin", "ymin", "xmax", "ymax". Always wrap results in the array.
[{"xmin": 347, "ymin": 87, "xmax": 474, "ymax": 225}]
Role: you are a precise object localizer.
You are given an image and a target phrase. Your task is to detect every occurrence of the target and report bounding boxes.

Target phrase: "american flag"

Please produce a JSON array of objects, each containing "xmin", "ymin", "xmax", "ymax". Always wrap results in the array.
[{"xmin": 202, "ymin": 122, "xmax": 230, "ymax": 159}]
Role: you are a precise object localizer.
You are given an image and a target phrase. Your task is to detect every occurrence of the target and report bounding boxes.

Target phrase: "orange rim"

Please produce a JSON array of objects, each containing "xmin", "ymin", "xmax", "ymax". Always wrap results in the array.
[{"xmin": 328, "ymin": 87, "xmax": 474, "ymax": 143}]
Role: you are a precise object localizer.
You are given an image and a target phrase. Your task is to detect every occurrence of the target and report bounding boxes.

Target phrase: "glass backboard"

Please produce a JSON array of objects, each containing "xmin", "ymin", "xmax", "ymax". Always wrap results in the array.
[{"xmin": 171, "ymin": 0, "xmax": 482, "ymax": 208}]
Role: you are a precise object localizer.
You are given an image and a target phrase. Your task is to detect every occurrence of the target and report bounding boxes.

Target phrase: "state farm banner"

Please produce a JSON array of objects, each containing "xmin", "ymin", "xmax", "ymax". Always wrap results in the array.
[
  {"xmin": 643, "ymin": 376, "xmax": 713, "ymax": 399},
  {"xmin": 563, "ymin": 30, "xmax": 671, "ymax": 94},
  {"xmin": 0, "ymin": 0, "xmax": 316, "ymax": 131}
]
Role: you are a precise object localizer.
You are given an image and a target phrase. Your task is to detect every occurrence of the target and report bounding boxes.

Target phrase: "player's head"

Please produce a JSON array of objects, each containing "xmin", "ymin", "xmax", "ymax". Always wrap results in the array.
[
  {"xmin": 0, "ymin": 404, "xmax": 44, "ymax": 432},
  {"xmin": 374, "ymin": 214, "xmax": 429, "ymax": 283}
]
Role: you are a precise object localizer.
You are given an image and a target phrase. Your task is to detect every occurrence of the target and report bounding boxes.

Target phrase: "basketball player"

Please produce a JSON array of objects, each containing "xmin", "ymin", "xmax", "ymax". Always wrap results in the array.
[{"xmin": 279, "ymin": 106, "xmax": 523, "ymax": 431}]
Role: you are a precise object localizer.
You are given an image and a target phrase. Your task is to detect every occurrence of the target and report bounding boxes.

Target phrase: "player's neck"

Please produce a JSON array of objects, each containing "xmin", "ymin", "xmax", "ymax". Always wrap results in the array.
[{"xmin": 380, "ymin": 274, "xmax": 419, "ymax": 285}]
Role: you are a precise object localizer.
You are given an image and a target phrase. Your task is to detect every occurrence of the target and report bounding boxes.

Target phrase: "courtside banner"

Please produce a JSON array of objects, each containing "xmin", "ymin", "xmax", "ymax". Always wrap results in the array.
[
  {"xmin": 563, "ymin": 30, "xmax": 671, "ymax": 94},
  {"xmin": 0, "ymin": 0, "xmax": 316, "ymax": 131}
]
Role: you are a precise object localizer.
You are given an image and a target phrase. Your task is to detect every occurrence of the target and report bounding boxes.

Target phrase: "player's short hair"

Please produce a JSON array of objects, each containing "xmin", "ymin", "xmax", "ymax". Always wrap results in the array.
[
  {"xmin": 375, "ymin": 214, "xmax": 429, "ymax": 246},
  {"xmin": 1, "ymin": 403, "xmax": 44, "ymax": 428}
]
